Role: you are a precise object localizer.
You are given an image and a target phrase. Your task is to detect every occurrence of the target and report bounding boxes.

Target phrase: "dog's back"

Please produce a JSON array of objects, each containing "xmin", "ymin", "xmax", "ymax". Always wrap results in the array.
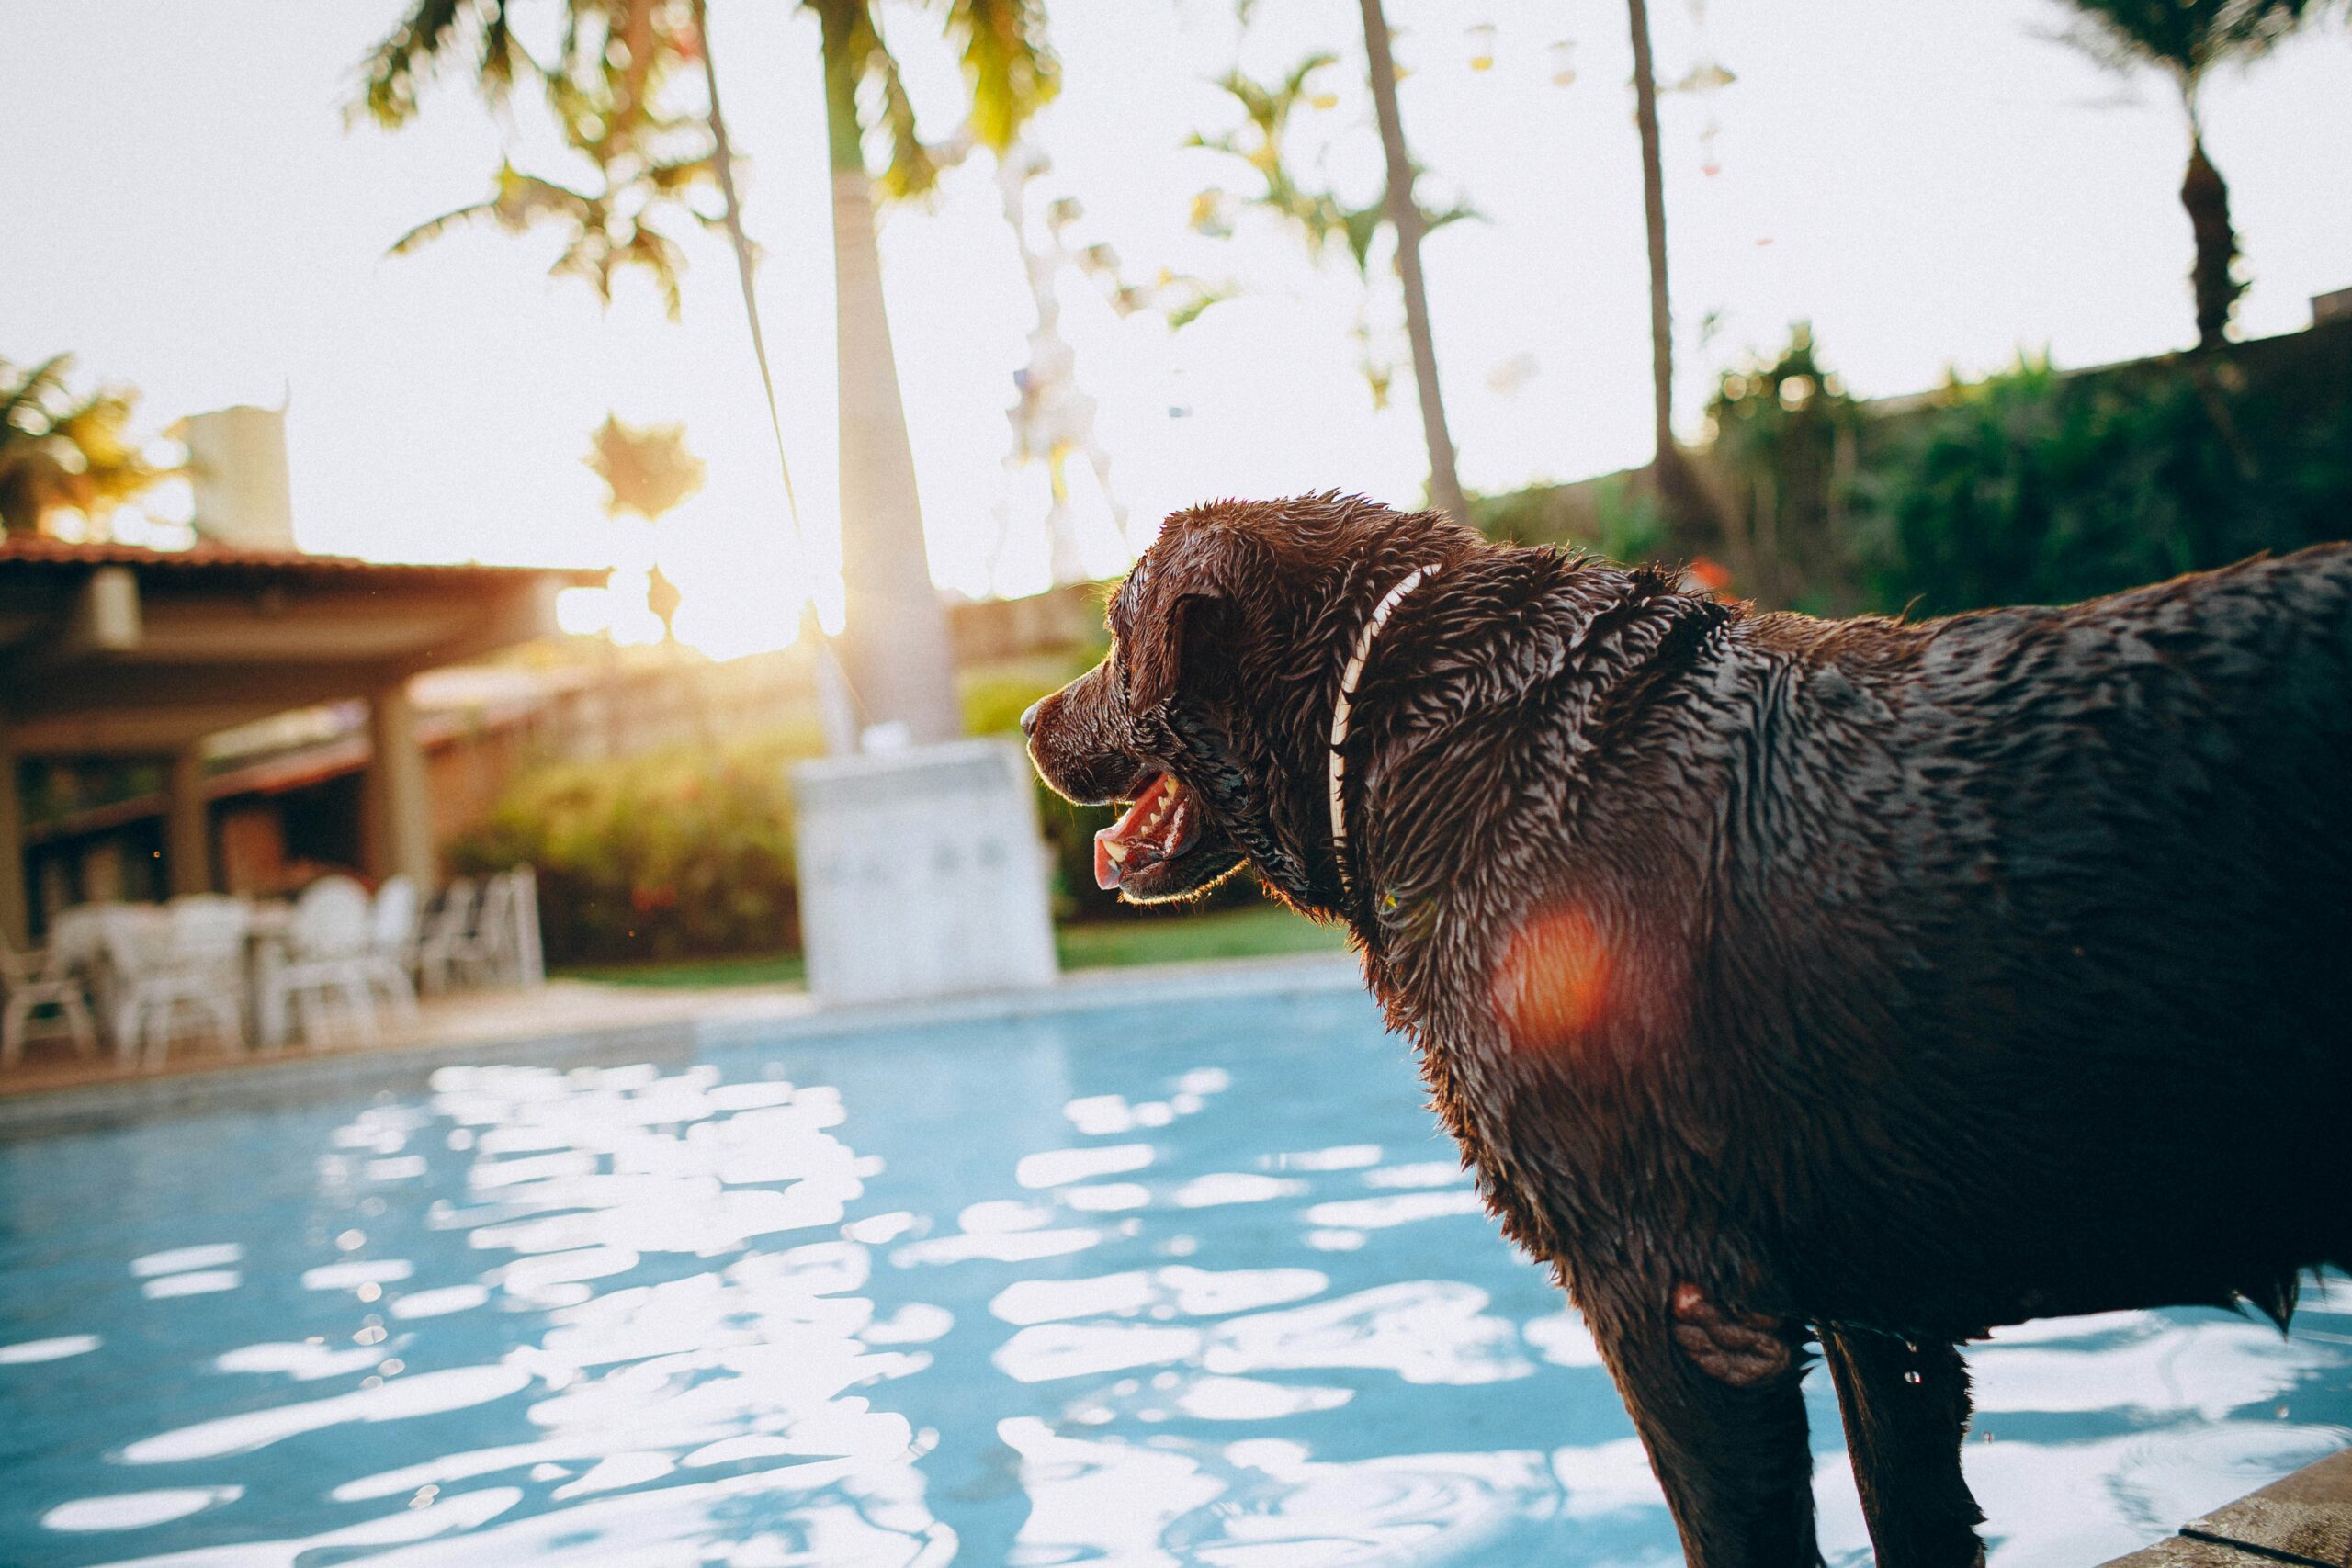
[{"xmin": 1704, "ymin": 544, "xmax": 2352, "ymax": 1336}]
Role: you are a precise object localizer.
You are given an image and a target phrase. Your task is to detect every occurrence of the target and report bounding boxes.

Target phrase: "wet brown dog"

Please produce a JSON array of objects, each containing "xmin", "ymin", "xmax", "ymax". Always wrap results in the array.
[{"xmin": 1022, "ymin": 492, "xmax": 2352, "ymax": 1568}]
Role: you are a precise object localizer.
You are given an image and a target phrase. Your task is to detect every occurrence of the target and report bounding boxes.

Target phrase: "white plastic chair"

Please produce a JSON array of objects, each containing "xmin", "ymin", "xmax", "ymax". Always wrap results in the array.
[
  {"xmin": 366, "ymin": 875, "xmax": 422, "ymax": 1024},
  {"xmin": 1, "ymin": 931, "xmax": 97, "ymax": 1067},
  {"xmin": 507, "ymin": 865, "xmax": 545, "ymax": 987},
  {"xmin": 48, "ymin": 904, "xmax": 120, "ymax": 1050},
  {"xmin": 415, "ymin": 878, "xmax": 479, "ymax": 996},
  {"xmin": 106, "ymin": 898, "xmax": 249, "ymax": 1066},
  {"xmin": 460, "ymin": 872, "xmax": 519, "ymax": 987},
  {"xmin": 256, "ymin": 876, "xmax": 379, "ymax": 1050}
]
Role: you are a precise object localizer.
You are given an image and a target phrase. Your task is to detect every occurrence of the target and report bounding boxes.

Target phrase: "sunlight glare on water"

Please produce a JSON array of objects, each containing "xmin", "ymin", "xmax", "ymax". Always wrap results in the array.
[{"xmin": 2, "ymin": 989, "xmax": 2347, "ymax": 1566}]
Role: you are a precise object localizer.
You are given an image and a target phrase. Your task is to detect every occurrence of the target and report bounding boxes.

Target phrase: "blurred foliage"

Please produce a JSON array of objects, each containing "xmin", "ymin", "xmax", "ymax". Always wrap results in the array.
[
  {"xmin": 586, "ymin": 412, "xmax": 704, "ymax": 522},
  {"xmin": 361, "ymin": 0, "xmax": 720, "ymax": 317},
  {"xmin": 0, "ymin": 354, "xmax": 175, "ymax": 536},
  {"xmin": 1704, "ymin": 322, "xmax": 1864, "ymax": 612},
  {"xmin": 16, "ymin": 759, "xmax": 167, "ymax": 829},
  {"xmin": 359, "ymin": 0, "xmax": 1057, "ymax": 310},
  {"xmin": 1189, "ymin": 52, "xmax": 1476, "ymax": 276},
  {"xmin": 2048, "ymin": 0, "xmax": 2337, "ymax": 76},
  {"xmin": 1475, "ymin": 321, "xmax": 2352, "ymax": 620},
  {"xmin": 1470, "ymin": 471, "xmax": 1666, "ymax": 568},
  {"xmin": 1184, "ymin": 51, "xmax": 1473, "ymax": 408},
  {"xmin": 450, "ymin": 717, "xmax": 819, "ymax": 964},
  {"xmin": 1852, "ymin": 336, "xmax": 2352, "ymax": 616}
]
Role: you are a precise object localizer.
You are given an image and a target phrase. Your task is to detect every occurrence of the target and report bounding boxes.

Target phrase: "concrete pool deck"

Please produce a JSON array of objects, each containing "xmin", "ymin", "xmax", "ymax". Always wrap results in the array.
[
  {"xmin": 0, "ymin": 952, "xmax": 1365, "ymax": 1131},
  {"xmin": 2103, "ymin": 1446, "xmax": 2352, "ymax": 1567}
]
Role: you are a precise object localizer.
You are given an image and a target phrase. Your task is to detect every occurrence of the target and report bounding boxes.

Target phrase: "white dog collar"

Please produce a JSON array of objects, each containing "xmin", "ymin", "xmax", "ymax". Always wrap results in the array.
[{"xmin": 1328, "ymin": 562, "xmax": 1441, "ymax": 901}]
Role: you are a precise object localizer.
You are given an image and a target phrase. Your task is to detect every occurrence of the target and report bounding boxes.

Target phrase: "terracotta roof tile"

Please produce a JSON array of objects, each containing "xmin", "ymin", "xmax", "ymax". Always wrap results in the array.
[{"xmin": 0, "ymin": 534, "xmax": 605, "ymax": 585}]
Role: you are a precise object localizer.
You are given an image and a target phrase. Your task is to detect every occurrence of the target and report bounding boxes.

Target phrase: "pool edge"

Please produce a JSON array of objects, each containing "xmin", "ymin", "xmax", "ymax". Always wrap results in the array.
[
  {"xmin": 2098, "ymin": 1442, "xmax": 2352, "ymax": 1567},
  {"xmin": 0, "ymin": 953, "xmax": 1368, "ymax": 1136}
]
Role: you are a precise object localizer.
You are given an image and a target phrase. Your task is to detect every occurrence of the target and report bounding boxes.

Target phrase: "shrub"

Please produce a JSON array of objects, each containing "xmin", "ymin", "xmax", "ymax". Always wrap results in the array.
[
  {"xmin": 1679, "ymin": 320, "xmax": 2352, "ymax": 618},
  {"xmin": 1849, "ymin": 351, "xmax": 2352, "ymax": 616},
  {"xmin": 449, "ymin": 719, "xmax": 818, "ymax": 964},
  {"xmin": 1705, "ymin": 323, "xmax": 1864, "ymax": 613}
]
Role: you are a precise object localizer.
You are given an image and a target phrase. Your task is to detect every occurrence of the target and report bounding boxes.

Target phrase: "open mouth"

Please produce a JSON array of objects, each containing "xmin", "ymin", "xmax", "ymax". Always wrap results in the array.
[{"xmin": 1094, "ymin": 773, "xmax": 1204, "ymax": 891}]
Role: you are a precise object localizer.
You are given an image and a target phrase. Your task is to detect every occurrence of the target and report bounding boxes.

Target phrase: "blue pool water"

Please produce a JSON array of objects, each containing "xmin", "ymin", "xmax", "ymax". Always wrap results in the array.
[{"xmin": 2, "ymin": 984, "xmax": 2347, "ymax": 1567}]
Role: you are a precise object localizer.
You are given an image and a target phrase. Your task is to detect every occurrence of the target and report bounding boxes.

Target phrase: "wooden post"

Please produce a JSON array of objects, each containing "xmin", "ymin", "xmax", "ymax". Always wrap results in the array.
[
  {"xmin": 367, "ymin": 682, "xmax": 435, "ymax": 887},
  {"xmin": 165, "ymin": 744, "xmax": 211, "ymax": 897}
]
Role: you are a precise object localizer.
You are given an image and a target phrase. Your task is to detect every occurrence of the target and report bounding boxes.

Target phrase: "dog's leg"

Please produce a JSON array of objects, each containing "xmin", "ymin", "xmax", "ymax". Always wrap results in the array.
[
  {"xmin": 1586, "ymin": 1284, "xmax": 1819, "ymax": 1568},
  {"xmin": 1821, "ymin": 1327, "xmax": 1984, "ymax": 1568}
]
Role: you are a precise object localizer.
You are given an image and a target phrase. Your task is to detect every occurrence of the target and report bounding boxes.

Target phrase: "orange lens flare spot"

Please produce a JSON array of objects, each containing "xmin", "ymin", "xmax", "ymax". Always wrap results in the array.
[{"xmin": 1492, "ymin": 903, "xmax": 1616, "ymax": 1053}]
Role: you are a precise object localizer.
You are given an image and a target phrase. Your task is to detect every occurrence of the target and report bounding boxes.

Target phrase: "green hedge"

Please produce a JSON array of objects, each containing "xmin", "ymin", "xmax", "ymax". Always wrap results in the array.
[
  {"xmin": 449, "ymin": 722, "xmax": 816, "ymax": 964},
  {"xmin": 1478, "ymin": 320, "xmax": 2352, "ymax": 620},
  {"xmin": 1851, "ymin": 334, "xmax": 2352, "ymax": 617}
]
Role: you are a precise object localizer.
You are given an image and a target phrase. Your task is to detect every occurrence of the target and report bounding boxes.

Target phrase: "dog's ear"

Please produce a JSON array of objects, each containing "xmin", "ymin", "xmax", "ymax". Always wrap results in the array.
[{"xmin": 1123, "ymin": 523, "xmax": 1251, "ymax": 713}]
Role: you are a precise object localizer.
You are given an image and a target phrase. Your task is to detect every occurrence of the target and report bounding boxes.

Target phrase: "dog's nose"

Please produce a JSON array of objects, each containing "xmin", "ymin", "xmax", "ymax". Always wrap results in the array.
[{"xmin": 1019, "ymin": 696, "xmax": 1046, "ymax": 739}]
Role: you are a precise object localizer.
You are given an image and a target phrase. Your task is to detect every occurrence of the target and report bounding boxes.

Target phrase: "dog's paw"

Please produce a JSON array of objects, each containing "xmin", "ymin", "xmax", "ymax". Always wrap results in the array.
[{"xmin": 1670, "ymin": 1281, "xmax": 1794, "ymax": 1387}]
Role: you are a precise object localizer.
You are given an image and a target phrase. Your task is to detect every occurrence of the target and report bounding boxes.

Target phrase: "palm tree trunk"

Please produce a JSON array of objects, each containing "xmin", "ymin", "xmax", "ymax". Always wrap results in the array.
[
  {"xmin": 818, "ymin": 1, "xmax": 963, "ymax": 746},
  {"xmin": 2181, "ymin": 120, "xmax": 2242, "ymax": 353},
  {"xmin": 691, "ymin": 0, "xmax": 860, "ymax": 753},
  {"xmin": 1625, "ymin": 0, "xmax": 1713, "ymax": 553},
  {"xmin": 1356, "ymin": 0, "xmax": 1468, "ymax": 525}
]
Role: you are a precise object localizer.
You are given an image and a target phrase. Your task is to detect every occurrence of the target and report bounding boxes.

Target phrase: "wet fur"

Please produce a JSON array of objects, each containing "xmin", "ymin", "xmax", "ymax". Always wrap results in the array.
[{"xmin": 1023, "ymin": 493, "xmax": 2352, "ymax": 1568}]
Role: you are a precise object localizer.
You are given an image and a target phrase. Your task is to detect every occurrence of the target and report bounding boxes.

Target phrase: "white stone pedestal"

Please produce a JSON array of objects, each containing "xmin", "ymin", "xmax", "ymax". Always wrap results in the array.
[{"xmin": 791, "ymin": 739, "xmax": 1060, "ymax": 1004}]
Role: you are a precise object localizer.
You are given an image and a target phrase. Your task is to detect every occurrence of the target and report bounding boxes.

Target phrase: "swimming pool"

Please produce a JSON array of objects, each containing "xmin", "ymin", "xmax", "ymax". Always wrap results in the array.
[{"xmin": 3, "ymin": 980, "xmax": 2346, "ymax": 1567}]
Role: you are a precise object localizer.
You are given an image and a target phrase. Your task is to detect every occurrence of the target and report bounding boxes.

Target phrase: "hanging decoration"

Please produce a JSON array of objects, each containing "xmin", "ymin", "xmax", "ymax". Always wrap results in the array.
[{"xmin": 1663, "ymin": 0, "xmax": 1736, "ymax": 178}]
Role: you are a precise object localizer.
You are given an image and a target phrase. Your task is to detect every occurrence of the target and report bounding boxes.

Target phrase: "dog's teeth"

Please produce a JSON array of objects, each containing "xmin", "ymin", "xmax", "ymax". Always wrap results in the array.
[{"xmin": 1102, "ymin": 841, "xmax": 1129, "ymax": 864}]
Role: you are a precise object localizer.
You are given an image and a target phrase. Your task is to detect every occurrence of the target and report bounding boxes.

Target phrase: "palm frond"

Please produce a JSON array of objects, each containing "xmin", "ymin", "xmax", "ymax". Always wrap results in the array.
[
  {"xmin": 1, "ymin": 354, "xmax": 75, "ymax": 432},
  {"xmin": 948, "ymin": 0, "xmax": 1060, "ymax": 152},
  {"xmin": 616, "ymin": 222, "xmax": 690, "ymax": 319},
  {"xmin": 1422, "ymin": 197, "xmax": 1481, "ymax": 233},
  {"xmin": 388, "ymin": 165, "xmax": 602, "ymax": 256},
  {"xmin": 832, "ymin": 4, "xmax": 940, "ymax": 201},
  {"xmin": 2048, "ymin": 0, "xmax": 2327, "ymax": 81},
  {"xmin": 353, "ymin": 0, "xmax": 488, "ymax": 128},
  {"xmin": 0, "ymin": 357, "xmax": 170, "ymax": 534}
]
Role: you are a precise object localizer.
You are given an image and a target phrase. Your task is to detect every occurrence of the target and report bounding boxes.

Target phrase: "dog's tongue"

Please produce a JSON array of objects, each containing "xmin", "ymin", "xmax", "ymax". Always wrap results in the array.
[{"xmin": 1094, "ymin": 773, "xmax": 1197, "ymax": 889}]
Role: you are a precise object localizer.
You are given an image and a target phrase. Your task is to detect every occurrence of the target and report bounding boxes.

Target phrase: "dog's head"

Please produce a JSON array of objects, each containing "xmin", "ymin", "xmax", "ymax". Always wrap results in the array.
[{"xmin": 1023, "ymin": 492, "xmax": 1485, "ymax": 912}]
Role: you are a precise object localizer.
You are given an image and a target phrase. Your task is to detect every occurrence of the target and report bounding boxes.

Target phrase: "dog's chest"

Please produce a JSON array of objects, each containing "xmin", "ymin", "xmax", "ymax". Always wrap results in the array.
[{"xmin": 1365, "ymin": 915, "xmax": 1719, "ymax": 1272}]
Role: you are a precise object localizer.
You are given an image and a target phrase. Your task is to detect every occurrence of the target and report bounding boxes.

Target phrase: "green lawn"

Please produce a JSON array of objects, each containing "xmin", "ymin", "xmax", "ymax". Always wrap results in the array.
[
  {"xmin": 1056, "ymin": 901, "xmax": 1348, "ymax": 969},
  {"xmin": 554, "ymin": 902, "xmax": 1347, "ymax": 989}
]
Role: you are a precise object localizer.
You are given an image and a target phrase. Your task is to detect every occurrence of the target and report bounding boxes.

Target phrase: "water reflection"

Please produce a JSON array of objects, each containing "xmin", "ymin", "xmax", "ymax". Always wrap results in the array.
[
  {"xmin": 1000, "ymin": 1418, "xmax": 1567, "ymax": 1566},
  {"xmin": 0, "ymin": 992, "xmax": 2346, "ymax": 1568}
]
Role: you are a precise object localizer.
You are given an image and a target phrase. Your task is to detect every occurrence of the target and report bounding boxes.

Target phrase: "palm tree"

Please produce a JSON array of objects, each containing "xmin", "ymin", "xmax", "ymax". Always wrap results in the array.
[
  {"xmin": 587, "ymin": 412, "xmax": 702, "ymax": 641},
  {"xmin": 2047, "ymin": 0, "xmax": 2334, "ymax": 350},
  {"xmin": 356, "ymin": 0, "xmax": 1059, "ymax": 747},
  {"xmin": 806, "ymin": 0, "xmax": 1047, "ymax": 744},
  {"xmin": 1191, "ymin": 53, "xmax": 1474, "ymax": 516},
  {"xmin": 1623, "ymin": 0, "xmax": 1718, "ymax": 551},
  {"xmin": 360, "ymin": 2, "xmax": 718, "ymax": 319},
  {"xmin": 0, "ymin": 355, "xmax": 172, "ymax": 536},
  {"xmin": 1355, "ymin": 0, "xmax": 1467, "ymax": 523}
]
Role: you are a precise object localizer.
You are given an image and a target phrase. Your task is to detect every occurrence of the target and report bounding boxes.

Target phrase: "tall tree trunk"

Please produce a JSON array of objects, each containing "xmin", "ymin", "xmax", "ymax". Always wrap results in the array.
[
  {"xmin": 693, "ymin": 0, "xmax": 861, "ymax": 753},
  {"xmin": 2181, "ymin": 118, "xmax": 2243, "ymax": 353},
  {"xmin": 818, "ymin": 1, "xmax": 964, "ymax": 746},
  {"xmin": 1624, "ymin": 0, "xmax": 1714, "ymax": 555},
  {"xmin": 1357, "ymin": 0, "xmax": 1469, "ymax": 525}
]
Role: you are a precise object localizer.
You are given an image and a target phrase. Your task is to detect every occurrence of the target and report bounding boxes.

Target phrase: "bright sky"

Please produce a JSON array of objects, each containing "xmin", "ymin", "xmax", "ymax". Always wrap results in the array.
[{"xmin": 4, "ymin": 1, "xmax": 2347, "ymax": 659}]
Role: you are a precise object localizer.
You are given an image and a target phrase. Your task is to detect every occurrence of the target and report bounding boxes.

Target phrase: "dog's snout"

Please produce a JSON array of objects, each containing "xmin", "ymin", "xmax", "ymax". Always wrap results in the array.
[{"xmin": 1020, "ymin": 694, "xmax": 1048, "ymax": 739}]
